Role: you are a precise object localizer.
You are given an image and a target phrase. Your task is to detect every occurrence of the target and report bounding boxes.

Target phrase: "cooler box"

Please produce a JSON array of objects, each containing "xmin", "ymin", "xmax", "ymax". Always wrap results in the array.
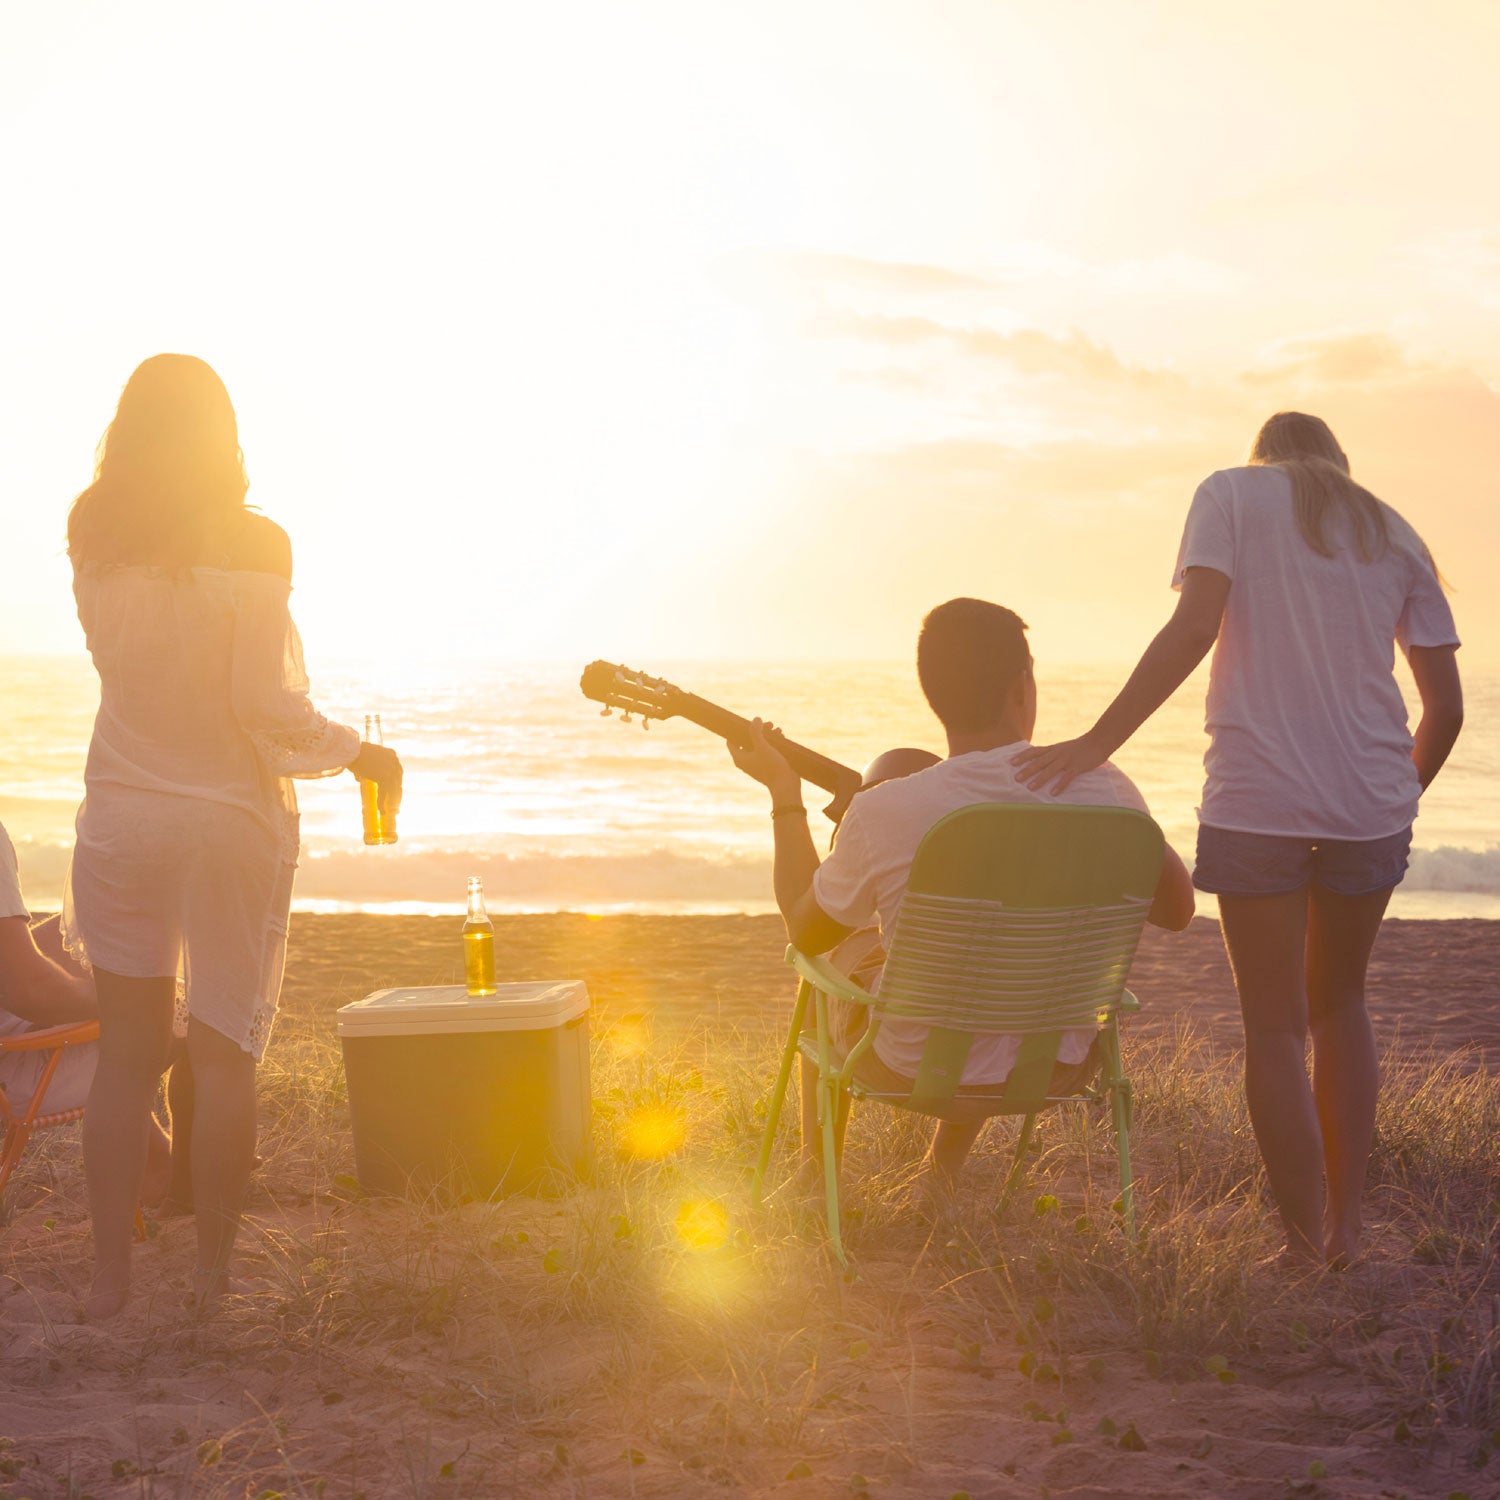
[{"xmin": 337, "ymin": 980, "xmax": 590, "ymax": 1199}]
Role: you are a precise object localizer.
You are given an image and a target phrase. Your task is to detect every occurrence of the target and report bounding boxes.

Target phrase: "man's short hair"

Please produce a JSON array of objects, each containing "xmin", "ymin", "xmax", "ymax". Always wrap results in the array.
[{"xmin": 916, "ymin": 598, "xmax": 1031, "ymax": 733}]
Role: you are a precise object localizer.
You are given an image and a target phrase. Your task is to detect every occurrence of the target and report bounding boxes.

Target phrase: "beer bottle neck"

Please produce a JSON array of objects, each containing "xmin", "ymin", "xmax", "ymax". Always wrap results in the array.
[{"xmin": 466, "ymin": 879, "xmax": 488, "ymax": 920}]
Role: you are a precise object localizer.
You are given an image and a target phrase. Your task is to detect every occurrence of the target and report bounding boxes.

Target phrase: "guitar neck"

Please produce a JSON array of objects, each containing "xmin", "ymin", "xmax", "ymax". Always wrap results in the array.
[{"xmin": 671, "ymin": 692, "xmax": 861, "ymax": 799}]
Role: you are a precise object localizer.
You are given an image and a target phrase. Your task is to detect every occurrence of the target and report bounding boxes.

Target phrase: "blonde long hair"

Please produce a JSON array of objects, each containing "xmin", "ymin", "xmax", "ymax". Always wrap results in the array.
[
  {"xmin": 68, "ymin": 354, "xmax": 249, "ymax": 567},
  {"xmin": 1247, "ymin": 411, "xmax": 1395, "ymax": 561}
]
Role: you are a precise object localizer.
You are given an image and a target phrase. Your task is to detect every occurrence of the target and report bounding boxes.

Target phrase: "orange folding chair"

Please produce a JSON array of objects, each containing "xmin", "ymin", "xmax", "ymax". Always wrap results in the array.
[
  {"xmin": 2, "ymin": 1022, "xmax": 150, "ymax": 1235},
  {"xmin": 0, "ymin": 1020, "xmax": 101, "ymax": 1208}
]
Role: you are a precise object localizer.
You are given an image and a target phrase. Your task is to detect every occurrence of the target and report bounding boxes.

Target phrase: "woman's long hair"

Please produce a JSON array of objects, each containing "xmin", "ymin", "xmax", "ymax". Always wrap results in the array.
[
  {"xmin": 1247, "ymin": 411, "xmax": 1391, "ymax": 561},
  {"xmin": 67, "ymin": 354, "xmax": 249, "ymax": 567}
]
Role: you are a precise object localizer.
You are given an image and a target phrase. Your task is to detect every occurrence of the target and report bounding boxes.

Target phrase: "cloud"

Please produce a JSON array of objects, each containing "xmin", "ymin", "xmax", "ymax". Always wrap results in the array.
[
  {"xmin": 1402, "ymin": 230, "xmax": 1500, "ymax": 310},
  {"xmin": 1246, "ymin": 332, "xmax": 1413, "ymax": 385},
  {"xmin": 760, "ymin": 250, "xmax": 996, "ymax": 298},
  {"xmin": 810, "ymin": 308, "xmax": 1178, "ymax": 389}
]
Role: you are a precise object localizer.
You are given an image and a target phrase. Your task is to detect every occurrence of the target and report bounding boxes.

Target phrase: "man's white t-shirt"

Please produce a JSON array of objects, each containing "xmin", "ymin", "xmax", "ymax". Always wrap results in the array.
[
  {"xmin": 811, "ymin": 746, "xmax": 1151, "ymax": 1084},
  {"xmin": 1175, "ymin": 466, "xmax": 1458, "ymax": 840}
]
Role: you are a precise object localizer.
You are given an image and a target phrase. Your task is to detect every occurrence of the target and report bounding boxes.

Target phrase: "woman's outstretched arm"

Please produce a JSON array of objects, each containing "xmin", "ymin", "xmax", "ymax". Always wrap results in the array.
[
  {"xmin": 1408, "ymin": 644, "xmax": 1463, "ymax": 789},
  {"xmin": 1014, "ymin": 567, "xmax": 1230, "ymax": 794}
]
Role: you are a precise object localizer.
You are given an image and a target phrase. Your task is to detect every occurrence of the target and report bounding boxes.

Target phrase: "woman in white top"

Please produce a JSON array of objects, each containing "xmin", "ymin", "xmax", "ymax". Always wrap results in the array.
[
  {"xmin": 1016, "ymin": 413, "xmax": 1463, "ymax": 1268},
  {"xmin": 64, "ymin": 354, "xmax": 403, "ymax": 1317}
]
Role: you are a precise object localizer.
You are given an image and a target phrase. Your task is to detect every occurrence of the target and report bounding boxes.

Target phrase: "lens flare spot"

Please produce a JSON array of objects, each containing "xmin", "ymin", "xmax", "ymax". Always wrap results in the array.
[
  {"xmin": 610, "ymin": 1014, "xmax": 651, "ymax": 1060},
  {"xmin": 620, "ymin": 1103, "xmax": 687, "ymax": 1159},
  {"xmin": 674, "ymin": 1198, "xmax": 729, "ymax": 1251}
]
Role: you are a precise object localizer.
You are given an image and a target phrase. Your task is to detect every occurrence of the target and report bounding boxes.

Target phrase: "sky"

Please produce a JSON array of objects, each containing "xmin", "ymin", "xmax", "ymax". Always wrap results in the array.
[{"xmin": 1, "ymin": 0, "xmax": 1496, "ymax": 670}]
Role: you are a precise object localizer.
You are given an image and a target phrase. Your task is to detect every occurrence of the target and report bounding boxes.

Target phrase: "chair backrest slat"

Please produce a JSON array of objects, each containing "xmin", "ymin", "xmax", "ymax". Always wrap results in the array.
[{"xmin": 873, "ymin": 805, "xmax": 1163, "ymax": 1036}]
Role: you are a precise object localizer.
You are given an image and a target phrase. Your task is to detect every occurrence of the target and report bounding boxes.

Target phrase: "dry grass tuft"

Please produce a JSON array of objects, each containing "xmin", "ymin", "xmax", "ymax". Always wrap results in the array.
[{"xmin": 2, "ymin": 994, "xmax": 1496, "ymax": 1497}]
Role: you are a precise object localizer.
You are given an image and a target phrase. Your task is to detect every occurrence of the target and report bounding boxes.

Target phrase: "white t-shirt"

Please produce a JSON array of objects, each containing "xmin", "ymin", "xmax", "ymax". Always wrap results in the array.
[
  {"xmin": 1, "ymin": 822, "xmax": 35, "ymax": 1046},
  {"xmin": 0, "ymin": 824, "xmax": 27, "ymax": 922},
  {"xmin": 811, "ymin": 745, "xmax": 1151, "ymax": 1083},
  {"xmin": 1175, "ymin": 466, "xmax": 1459, "ymax": 840}
]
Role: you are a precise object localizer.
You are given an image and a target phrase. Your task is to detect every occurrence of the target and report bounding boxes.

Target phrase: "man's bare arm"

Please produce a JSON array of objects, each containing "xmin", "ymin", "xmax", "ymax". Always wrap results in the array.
[
  {"xmin": 1147, "ymin": 844, "xmax": 1195, "ymax": 932},
  {"xmin": 0, "ymin": 916, "xmax": 97, "ymax": 1028},
  {"xmin": 728, "ymin": 720, "xmax": 853, "ymax": 955}
]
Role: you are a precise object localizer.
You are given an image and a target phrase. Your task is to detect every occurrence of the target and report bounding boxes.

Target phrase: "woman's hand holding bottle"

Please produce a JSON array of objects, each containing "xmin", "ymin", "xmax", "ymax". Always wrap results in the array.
[{"xmin": 349, "ymin": 736, "xmax": 403, "ymax": 843}]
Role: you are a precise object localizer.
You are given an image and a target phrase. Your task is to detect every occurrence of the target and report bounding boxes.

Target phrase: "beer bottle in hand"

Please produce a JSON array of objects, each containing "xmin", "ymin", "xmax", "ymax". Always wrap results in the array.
[
  {"xmin": 360, "ymin": 714, "xmax": 398, "ymax": 845},
  {"xmin": 464, "ymin": 876, "xmax": 497, "ymax": 997}
]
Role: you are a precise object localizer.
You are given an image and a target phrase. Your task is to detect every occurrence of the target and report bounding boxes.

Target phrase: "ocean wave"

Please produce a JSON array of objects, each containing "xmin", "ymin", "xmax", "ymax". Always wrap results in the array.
[
  {"xmin": 9, "ymin": 836, "xmax": 775, "ymax": 909},
  {"xmin": 294, "ymin": 848, "xmax": 775, "ymax": 905},
  {"xmin": 1403, "ymin": 844, "xmax": 1500, "ymax": 894},
  {"xmin": 13, "ymin": 836, "xmax": 1500, "ymax": 910}
]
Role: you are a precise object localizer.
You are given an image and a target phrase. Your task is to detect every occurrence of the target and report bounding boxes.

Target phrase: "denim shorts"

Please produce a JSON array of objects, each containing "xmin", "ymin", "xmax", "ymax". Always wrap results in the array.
[{"xmin": 1193, "ymin": 823, "xmax": 1413, "ymax": 898}]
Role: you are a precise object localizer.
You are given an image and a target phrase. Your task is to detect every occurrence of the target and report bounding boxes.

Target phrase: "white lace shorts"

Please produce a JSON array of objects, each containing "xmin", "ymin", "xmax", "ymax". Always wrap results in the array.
[{"xmin": 65, "ymin": 787, "xmax": 294, "ymax": 1062}]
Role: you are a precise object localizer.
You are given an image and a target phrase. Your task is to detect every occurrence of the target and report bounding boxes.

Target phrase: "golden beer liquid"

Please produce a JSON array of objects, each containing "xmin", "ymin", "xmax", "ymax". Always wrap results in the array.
[
  {"xmin": 360, "ymin": 778, "xmax": 397, "ymax": 845},
  {"xmin": 464, "ymin": 925, "xmax": 496, "ymax": 996}
]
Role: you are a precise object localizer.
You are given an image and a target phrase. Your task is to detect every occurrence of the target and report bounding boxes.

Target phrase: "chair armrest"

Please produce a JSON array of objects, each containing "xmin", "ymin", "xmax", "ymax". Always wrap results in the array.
[
  {"xmin": 0, "ymin": 1019, "xmax": 100, "ymax": 1052},
  {"xmin": 785, "ymin": 946, "xmax": 876, "ymax": 1006}
]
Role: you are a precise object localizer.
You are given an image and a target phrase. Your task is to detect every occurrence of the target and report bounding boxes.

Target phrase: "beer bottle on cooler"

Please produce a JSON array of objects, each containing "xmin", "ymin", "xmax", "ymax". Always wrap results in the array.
[
  {"xmin": 463, "ymin": 876, "xmax": 497, "ymax": 997},
  {"xmin": 360, "ymin": 714, "xmax": 398, "ymax": 845}
]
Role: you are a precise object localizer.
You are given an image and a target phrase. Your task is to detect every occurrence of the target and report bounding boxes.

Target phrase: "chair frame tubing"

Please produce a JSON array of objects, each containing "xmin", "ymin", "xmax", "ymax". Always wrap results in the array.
[
  {"xmin": 754, "ymin": 969, "xmax": 1140, "ymax": 1266},
  {"xmin": 1, "ymin": 1022, "xmax": 97, "ymax": 1207}
]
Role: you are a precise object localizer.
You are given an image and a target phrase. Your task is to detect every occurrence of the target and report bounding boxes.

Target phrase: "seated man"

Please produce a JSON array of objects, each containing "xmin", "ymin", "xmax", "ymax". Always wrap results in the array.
[
  {"xmin": 729, "ymin": 597, "xmax": 1194, "ymax": 1185},
  {"xmin": 0, "ymin": 821, "xmax": 172, "ymax": 1201}
]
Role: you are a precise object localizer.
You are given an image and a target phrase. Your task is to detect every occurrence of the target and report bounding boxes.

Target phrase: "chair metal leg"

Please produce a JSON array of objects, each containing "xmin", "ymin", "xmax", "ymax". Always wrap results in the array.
[
  {"xmin": 753, "ymin": 980, "xmax": 810, "ymax": 1207},
  {"xmin": 1098, "ymin": 1019, "xmax": 1136, "ymax": 1244},
  {"xmin": 820, "ymin": 1073, "xmax": 847, "ymax": 1266},
  {"xmin": 810, "ymin": 987, "xmax": 849, "ymax": 1267},
  {"xmin": 997, "ymin": 1112, "xmax": 1038, "ymax": 1217}
]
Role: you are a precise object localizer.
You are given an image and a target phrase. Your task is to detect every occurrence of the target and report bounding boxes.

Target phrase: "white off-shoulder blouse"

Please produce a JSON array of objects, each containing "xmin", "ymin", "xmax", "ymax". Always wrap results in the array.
[{"xmin": 62, "ymin": 565, "xmax": 359, "ymax": 1058}]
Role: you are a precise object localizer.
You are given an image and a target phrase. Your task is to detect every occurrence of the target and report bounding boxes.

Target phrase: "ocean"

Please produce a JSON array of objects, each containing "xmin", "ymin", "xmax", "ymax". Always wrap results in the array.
[{"xmin": 1, "ymin": 654, "xmax": 1496, "ymax": 920}]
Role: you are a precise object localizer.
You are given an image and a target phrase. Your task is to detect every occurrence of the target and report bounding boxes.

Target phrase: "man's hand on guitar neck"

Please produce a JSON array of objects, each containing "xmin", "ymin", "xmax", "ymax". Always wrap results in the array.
[
  {"xmin": 728, "ymin": 720, "xmax": 852, "ymax": 956},
  {"xmin": 726, "ymin": 718, "xmax": 801, "ymax": 804}
]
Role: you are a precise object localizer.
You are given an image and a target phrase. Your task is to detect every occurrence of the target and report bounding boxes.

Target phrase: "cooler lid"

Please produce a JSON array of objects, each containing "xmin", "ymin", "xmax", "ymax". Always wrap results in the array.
[{"xmin": 337, "ymin": 980, "xmax": 589, "ymax": 1037}]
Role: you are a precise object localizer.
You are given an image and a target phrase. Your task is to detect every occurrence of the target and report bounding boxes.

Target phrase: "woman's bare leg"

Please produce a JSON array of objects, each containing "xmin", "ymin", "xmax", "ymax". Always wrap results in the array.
[
  {"xmin": 157, "ymin": 1054, "xmax": 197, "ymax": 1214},
  {"xmin": 185, "ymin": 1017, "xmax": 257, "ymax": 1303},
  {"xmin": 1217, "ymin": 891, "xmax": 1325, "ymax": 1264},
  {"xmin": 83, "ymin": 971, "xmax": 175, "ymax": 1319},
  {"xmin": 1306, "ymin": 883, "xmax": 1392, "ymax": 1268}
]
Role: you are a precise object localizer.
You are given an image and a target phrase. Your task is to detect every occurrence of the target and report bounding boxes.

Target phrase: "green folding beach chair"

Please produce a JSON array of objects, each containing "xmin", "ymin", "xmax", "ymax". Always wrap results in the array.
[{"xmin": 751, "ymin": 804, "xmax": 1164, "ymax": 1265}]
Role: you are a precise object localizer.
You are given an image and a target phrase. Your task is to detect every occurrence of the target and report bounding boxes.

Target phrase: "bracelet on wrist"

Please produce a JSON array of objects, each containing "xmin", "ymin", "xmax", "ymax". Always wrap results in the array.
[{"xmin": 770, "ymin": 803, "xmax": 808, "ymax": 821}]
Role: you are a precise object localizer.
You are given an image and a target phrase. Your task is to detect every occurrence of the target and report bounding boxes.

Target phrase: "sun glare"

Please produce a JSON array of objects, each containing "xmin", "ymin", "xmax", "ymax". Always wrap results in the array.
[
  {"xmin": 620, "ymin": 1103, "xmax": 688, "ymax": 1160},
  {"xmin": 673, "ymin": 1198, "xmax": 730, "ymax": 1253}
]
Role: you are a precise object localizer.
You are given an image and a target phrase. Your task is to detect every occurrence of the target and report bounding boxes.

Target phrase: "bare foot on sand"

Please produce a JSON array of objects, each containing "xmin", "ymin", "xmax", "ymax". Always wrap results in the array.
[
  {"xmin": 84, "ymin": 1266, "xmax": 131, "ymax": 1321},
  {"xmin": 1325, "ymin": 1219, "xmax": 1362, "ymax": 1271},
  {"xmin": 1259, "ymin": 1244, "xmax": 1325, "ymax": 1279},
  {"xmin": 189, "ymin": 1265, "xmax": 265, "ymax": 1313}
]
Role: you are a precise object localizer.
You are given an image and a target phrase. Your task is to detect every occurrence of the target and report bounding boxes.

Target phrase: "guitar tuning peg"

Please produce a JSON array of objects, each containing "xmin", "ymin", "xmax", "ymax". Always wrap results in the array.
[
  {"xmin": 621, "ymin": 711, "xmax": 633, "ymax": 724},
  {"xmin": 642, "ymin": 717, "xmax": 650, "ymax": 730},
  {"xmin": 600, "ymin": 706, "xmax": 612, "ymax": 717}
]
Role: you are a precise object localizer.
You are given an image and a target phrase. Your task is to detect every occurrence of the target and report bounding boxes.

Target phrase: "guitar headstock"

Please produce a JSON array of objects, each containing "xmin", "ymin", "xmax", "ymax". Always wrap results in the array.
[{"xmin": 579, "ymin": 660, "xmax": 684, "ymax": 723}]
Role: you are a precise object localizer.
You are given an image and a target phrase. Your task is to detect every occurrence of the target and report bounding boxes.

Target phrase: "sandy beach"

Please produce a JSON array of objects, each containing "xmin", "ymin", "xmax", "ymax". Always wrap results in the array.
[
  {"xmin": 3, "ymin": 913, "xmax": 1497, "ymax": 1498},
  {"xmin": 271, "ymin": 911, "xmax": 1500, "ymax": 1061}
]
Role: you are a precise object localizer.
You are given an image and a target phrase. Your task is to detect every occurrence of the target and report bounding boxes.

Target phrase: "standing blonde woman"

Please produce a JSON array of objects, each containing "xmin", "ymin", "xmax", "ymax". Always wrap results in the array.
[
  {"xmin": 1016, "ymin": 413, "xmax": 1463, "ymax": 1267},
  {"xmin": 65, "ymin": 354, "xmax": 402, "ymax": 1316}
]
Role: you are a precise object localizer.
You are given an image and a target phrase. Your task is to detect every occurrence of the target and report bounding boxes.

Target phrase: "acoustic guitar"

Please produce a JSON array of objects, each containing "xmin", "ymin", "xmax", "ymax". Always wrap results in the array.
[{"xmin": 579, "ymin": 660, "xmax": 866, "ymax": 817}]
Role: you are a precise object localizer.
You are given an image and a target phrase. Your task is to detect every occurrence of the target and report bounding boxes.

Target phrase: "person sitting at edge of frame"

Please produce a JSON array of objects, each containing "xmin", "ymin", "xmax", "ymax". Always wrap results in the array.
[
  {"xmin": 727, "ymin": 597, "xmax": 1195, "ymax": 1188},
  {"xmin": 0, "ymin": 819, "xmax": 173, "ymax": 1202}
]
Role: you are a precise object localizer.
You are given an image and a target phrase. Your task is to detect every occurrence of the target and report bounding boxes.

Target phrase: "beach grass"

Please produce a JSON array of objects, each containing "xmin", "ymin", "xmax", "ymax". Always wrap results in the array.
[{"xmin": 3, "ymin": 979, "xmax": 1497, "ymax": 1499}]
